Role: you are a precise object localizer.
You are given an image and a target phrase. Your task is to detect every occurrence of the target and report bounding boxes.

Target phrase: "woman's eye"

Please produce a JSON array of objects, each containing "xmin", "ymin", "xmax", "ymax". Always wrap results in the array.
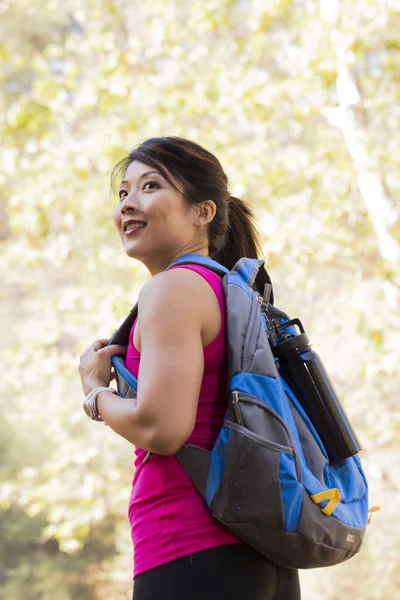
[
  {"xmin": 143, "ymin": 181, "xmax": 158, "ymax": 190},
  {"xmin": 118, "ymin": 181, "xmax": 158, "ymax": 200}
]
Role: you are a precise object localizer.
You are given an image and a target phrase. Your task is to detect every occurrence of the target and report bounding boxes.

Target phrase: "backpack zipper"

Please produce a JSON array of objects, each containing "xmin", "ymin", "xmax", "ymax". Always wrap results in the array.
[
  {"xmin": 242, "ymin": 296, "xmax": 260, "ymax": 366},
  {"xmin": 231, "ymin": 390, "xmax": 242, "ymax": 424}
]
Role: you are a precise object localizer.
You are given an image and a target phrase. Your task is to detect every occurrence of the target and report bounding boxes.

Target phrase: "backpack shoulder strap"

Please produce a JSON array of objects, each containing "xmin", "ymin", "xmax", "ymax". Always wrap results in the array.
[
  {"xmin": 109, "ymin": 303, "xmax": 138, "ymax": 346},
  {"xmin": 167, "ymin": 253, "xmax": 228, "ymax": 277}
]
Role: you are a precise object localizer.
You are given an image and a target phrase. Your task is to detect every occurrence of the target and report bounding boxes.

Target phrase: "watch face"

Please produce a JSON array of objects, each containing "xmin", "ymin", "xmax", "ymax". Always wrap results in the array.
[{"xmin": 83, "ymin": 401, "xmax": 93, "ymax": 419}]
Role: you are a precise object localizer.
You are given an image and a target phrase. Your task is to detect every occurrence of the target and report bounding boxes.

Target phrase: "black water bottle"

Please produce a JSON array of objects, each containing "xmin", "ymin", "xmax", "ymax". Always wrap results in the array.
[{"xmin": 270, "ymin": 318, "xmax": 362, "ymax": 465}]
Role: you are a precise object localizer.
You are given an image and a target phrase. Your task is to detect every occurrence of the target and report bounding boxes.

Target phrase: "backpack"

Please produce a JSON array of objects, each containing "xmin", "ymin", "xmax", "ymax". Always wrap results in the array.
[{"xmin": 110, "ymin": 253, "xmax": 372, "ymax": 570}]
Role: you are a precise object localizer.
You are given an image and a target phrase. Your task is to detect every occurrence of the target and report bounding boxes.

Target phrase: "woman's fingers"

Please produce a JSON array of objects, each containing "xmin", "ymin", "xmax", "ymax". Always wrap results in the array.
[
  {"xmin": 78, "ymin": 340, "xmax": 126, "ymax": 395},
  {"xmin": 100, "ymin": 344, "xmax": 127, "ymax": 357},
  {"xmin": 91, "ymin": 338, "xmax": 111, "ymax": 351},
  {"xmin": 90, "ymin": 340, "xmax": 127, "ymax": 354}
]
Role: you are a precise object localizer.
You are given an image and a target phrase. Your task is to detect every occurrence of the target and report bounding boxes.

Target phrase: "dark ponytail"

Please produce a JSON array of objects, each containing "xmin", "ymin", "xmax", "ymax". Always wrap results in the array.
[
  {"xmin": 112, "ymin": 136, "xmax": 274, "ymax": 303},
  {"xmin": 213, "ymin": 196, "xmax": 274, "ymax": 303}
]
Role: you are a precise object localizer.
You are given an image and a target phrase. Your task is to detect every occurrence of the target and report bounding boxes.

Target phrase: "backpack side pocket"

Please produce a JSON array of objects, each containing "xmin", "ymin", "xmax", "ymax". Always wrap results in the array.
[{"xmin": 211, "ymin": 423, "xmax": 287, "ymax": 531}]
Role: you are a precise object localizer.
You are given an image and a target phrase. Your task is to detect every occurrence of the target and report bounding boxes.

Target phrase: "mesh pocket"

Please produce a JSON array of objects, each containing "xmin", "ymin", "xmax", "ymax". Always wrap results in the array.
[{"xmin": 211, "ymin": 425, "xmax": 284, "ymax": 529}]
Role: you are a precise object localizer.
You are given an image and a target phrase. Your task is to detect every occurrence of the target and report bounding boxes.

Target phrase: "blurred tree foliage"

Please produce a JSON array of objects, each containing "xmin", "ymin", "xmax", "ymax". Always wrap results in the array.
[{"xmin": 0, "ymin": 0, "xmax": 399, "ymax": 598}]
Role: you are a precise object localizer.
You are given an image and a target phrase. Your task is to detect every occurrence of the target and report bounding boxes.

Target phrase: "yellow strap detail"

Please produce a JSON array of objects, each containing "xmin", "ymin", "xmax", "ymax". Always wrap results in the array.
[
  {"xmin": 310, "ymin": 488, "xmax": 341, "ymax": 516},
  {"xmin": 367, "ymin": 506, "xmax": 381, "ymax": 524}
]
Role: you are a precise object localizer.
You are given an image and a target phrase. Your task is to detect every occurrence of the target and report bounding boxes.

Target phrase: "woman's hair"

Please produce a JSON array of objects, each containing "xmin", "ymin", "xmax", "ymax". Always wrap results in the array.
[{"xmin": 111, "ymin": 136, "xmax": 273, "ymax": 301}]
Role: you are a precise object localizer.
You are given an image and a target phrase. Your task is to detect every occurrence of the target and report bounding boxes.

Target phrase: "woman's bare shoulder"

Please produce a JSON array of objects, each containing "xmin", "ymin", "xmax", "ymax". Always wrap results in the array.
[
  {"xmin": 139, "ymin": 267, "xmax": 214, "ymax": 305},
  {"xmin": 138, "ymin": 267, "xmax": 220, "ymax": 339}
]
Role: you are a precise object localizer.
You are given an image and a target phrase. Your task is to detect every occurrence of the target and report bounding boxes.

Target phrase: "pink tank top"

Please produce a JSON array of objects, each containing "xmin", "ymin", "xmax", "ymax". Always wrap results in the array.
[{"xmin": 125, "ymin": 264, "xmax": 241, "ymax": 578}]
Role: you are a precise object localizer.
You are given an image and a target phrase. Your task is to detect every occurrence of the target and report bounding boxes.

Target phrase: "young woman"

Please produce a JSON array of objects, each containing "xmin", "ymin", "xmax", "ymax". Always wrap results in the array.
[{"xmin": 78, "ymin": 137, "xmax": 301, "ymax": 600}]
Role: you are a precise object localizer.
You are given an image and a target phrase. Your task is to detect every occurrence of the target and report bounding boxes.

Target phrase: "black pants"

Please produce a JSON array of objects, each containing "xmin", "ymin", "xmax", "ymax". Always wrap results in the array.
[{"xmin": 133, "ymin": 543, "xmax": 301, "ymax": 600}]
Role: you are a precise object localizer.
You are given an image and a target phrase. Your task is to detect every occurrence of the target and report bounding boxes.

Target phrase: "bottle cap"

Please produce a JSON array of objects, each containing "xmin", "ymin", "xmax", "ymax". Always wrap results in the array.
[{"xmin": 272, "ymin": 332, "xmax": 310, "ymax": 359}]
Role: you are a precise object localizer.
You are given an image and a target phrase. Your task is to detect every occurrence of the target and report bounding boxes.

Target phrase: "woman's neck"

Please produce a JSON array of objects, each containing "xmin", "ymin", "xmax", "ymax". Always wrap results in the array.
[{"xmin": 144, "ymin": 246, "xmax": 210, "ymax": 276}]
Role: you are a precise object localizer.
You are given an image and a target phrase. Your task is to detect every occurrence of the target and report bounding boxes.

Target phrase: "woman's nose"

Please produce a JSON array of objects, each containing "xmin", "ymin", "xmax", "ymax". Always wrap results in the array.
[{"xmin": 119, "ymin": 193, "xmax": 136, "ymax": 214}]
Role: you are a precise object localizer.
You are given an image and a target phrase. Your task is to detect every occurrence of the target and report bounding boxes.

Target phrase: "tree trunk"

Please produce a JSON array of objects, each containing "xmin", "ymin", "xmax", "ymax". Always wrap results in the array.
[{"xmin": 320, "ymin": 0, "xmax": 400, "ymax": 266}]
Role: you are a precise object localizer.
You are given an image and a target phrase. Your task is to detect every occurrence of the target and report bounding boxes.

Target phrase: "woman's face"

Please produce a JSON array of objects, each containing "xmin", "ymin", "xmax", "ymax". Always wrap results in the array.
[{"xmin": 113, "ymin": 160, "xmax": 205, "ymax": 274}]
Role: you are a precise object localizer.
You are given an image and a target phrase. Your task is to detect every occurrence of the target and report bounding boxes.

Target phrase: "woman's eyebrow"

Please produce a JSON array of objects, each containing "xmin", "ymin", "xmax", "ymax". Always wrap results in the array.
[{"xmin": 120, "ymin": 171, "xmax": 162, "ymax": 186}]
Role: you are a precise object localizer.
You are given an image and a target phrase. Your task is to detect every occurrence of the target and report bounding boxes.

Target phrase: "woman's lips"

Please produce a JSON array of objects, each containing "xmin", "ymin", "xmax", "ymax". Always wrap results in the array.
[{"xmin": 125, "ymin": 224, "xmax": 146, "ymax": 235}]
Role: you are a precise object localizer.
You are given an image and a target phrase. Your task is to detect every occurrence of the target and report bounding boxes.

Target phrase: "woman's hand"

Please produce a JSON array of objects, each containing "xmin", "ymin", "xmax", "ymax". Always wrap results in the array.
[{"xmin": 79, "ymin": 339, "xmax": 127, "ymax": 396}]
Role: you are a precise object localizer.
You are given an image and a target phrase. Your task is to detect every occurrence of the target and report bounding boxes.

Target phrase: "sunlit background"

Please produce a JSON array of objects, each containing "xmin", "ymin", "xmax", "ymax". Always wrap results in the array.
[{"xmin": 1, "ymin": 0, "xmax": 399, "ymax": 598}]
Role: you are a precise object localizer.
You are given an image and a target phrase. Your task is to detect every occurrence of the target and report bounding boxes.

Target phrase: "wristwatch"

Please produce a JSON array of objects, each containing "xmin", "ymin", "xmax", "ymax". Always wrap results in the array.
[{"xmin": 83, "ymin": 386, "xmax": 118, "ymax": 421}]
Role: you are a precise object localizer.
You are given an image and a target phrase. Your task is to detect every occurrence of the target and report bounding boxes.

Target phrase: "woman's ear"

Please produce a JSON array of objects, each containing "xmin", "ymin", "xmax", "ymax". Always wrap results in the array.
[{"xmin": 195, "ymin": 200, "xmax": 217, "ymax": 227}]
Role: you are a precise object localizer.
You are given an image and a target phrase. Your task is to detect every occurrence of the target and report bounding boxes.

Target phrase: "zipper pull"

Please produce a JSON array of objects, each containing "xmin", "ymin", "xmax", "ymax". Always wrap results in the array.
[
  {"xmin": 231, "ymin": 391, "xmax": 242, "ymax": 424},
  {"xmin": 262, "ymin": 283, "xmax": 272, "ymax": 305},
  {"xmin": 367, "ymin": 505, "xmax": 381, "ymax": 524},
  {"xmin": 143, "ymin": 451, "xmax": 152, "ymax": 464}
]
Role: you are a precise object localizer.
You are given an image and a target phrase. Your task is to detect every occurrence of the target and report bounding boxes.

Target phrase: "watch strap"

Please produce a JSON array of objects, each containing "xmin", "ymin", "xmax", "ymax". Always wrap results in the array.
[{"xmin": 84, "ymin": 386, "xmax": 117, "ymax": 421}]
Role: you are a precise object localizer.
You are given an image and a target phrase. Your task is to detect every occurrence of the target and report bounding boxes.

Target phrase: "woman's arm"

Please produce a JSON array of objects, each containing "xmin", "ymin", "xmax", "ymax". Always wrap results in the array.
[{"xmin": 96, "ymin": 268, "xmax": 216, "ymax": 454}]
